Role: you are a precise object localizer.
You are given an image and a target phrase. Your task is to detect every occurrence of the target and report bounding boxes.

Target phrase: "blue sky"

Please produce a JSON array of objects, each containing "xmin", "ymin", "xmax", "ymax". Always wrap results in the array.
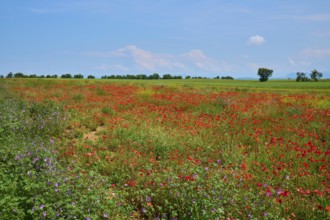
[{"xmin": 1, "ymin": 0, "xmax": 330, "ymax": 78}]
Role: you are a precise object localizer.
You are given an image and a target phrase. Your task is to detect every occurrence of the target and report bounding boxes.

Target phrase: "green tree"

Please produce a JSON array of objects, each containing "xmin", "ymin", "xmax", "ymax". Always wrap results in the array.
[
  {"xmin": 221, "ymin": 76, "xmax": 234, "ymax": 80},
  {"xmin": 6, "ymin": 72, "xmax": 13, "ymax": 78},
  {"xmin": 257, "ymin": 68, "xmax": 273, "ymax": 82},
  {"xmin": 310, "ymin": 69, "xmax": 323, "ymax": 81},
  {"xmin": 163, "ymin": 74, "xmax": 173, "ymax": 79},
  {"xmin": 296, "ymin": 72, "xmax": 309, "ymax": 82},
  {"xmin": 14, "ymin": 72, "xmax": 26, "ymax": 78},
  {"xmin": 149, "ymin": 73, "xmax": 160, "ymax": 79},
  {"xmin": 87, "ymin": 75, "xmax": 95, "ymax": 79},
  {"xmin": 74, "ymin": 74, "xmax": 84, "ymax": 79},
  {"xmin": 61, "ymin": 74, "xmax": 72, "ymax": 78}
]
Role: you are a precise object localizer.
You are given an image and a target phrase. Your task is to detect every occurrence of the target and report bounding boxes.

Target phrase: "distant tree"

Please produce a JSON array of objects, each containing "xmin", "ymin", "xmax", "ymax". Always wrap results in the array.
[
  {"xmin": 173, "ymin": 75, "xmax": 182, "ymax": 79},
  {"xmin": 162, "ymin": 74, "xmax": 173, "ymax": 79},
  {"xmin": 221, "ymin": 76, "xmax": 234, "ymax": 80},
  {"xmin": 0, "ymin": 75, "xmax": 4, "ymax": 78},
  {"xmin": 310, "ymin": 69, "xmax": 323, "ymax": 81},
  {"xmin": 14, "ymin": 72, "xmax": 26, "ymax": 78},
  {"xmin": 125, "ymin": 74, "xmax": 135, "ymax": 79},
  {"xmin": 149, "ymin": 73, "xmax": 160, "ymax": 79},
  {"xmin": 135, "ymin": 74, "xmax": 147, "ymax": 80},
  {"xmin": 257, "ymin": 68, "xmax": 273, "ymax": 82},
  {"xmin": 29, "ymin": 74, "xmax": 37, "ymax": 78},
  {"xmin": 185, "ymin": 76, "xmax": 191, "ymax": 79},
  {"xmin": 6, "ymin": 72, "xmax": 13, "ymax": 78},
  {"xmin": 87, "ymin": 75, "xmax": 95, "ymax": 79},
  {"xmin": 74, "ymin": 74, "xmax": 84, "ymax": 79},
  {"xmin": 296, "ymin": 72, "xmax": 309, "ymax": 82},
  {"xmin": 61, "ymin": 74, "xmax": 72, "ymax": 78}
]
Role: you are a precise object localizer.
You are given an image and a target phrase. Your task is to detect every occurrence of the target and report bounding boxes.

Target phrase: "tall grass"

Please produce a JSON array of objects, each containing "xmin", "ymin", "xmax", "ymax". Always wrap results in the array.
[{"xmin": 1, "ymin": 78, "xmax": 329, "ymax": 219}]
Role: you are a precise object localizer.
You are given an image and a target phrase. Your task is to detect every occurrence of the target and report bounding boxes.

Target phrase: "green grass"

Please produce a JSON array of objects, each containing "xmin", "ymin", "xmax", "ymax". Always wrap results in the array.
[
  {"xmin": 91, "ymin": 79, "xmax": 330, "ymax": 92},
  {"xmin": 0, "ymin": 78, "xmax": 329, "ymax": 219},
  {"xmin": 2, "ymin": 78, "xmax": 330, "ymax": 93}
]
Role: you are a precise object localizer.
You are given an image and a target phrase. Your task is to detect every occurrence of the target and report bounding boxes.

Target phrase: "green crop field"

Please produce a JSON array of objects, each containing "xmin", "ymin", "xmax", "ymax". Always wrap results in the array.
[{"xmin": 1, "ymin": 78, "xmax": 329, "ymax": 219}]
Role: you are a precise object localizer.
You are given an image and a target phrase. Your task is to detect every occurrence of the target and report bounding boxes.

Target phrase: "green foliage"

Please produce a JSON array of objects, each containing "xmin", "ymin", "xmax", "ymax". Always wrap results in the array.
[
  {"xmin": 296, "ymin": 69, "xmax": 323, "ymax": 82},
  {"xmin": 163, "ymin": 74, "xmax": 173, "ymax": 79},
  {"xmin": 101, "ymin": 107, "xmax": 113, "ymax": 115},
  {"xmin": 296, "ymin": 72, "xmax": 310, "ymax": 82},
  {"xmin": 74, "ymin": 74, "xmax": 84, "ymax": 79},
  {"xmin": 0, "ymin": 93, "xmax": 132, "ymax": 219},
  {"xmin": 221, "ymin": 76, "xmax": 234, "ymax": 80},
  {"xmin": 1, "ymin": 79, "xmax": 329, "ymax": 219},
  {"xmin": 61, "ymin": 73, "xmax": 72, "ymax": 78},
  {"xmin": 149, "ymin": 73, "xmax": 160, "ymax": 79},
  {"xmin": 6, "ymin": 72, "xmax": 13, "ymax": 78},
  {"xmin": 310, "ymin": 69, "xmax": 323, "ymax": 81},
  {"xmin": 257, "ymin": 68, "xmax": 273, "ymax": 82},
  {"xmin": 72, "ymin": 93, "xmax": 84, "ymax": 102}
]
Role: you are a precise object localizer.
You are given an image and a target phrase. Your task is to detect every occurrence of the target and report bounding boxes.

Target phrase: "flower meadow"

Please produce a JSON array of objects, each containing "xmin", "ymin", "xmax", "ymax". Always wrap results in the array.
[{"xmin": 1, "ymin": 79, "xmax": 329, "ymax": 219}]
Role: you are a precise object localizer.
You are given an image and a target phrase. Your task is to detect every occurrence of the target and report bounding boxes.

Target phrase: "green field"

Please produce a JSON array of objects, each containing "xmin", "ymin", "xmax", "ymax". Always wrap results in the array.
[{"xmin": 1, "ymin": 78, "xmax": 329, "ymax": 219}]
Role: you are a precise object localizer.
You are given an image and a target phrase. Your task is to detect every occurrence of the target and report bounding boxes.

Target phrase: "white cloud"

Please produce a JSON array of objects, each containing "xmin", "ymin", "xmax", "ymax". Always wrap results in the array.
[
  {"xmin": 287, "ymin": 48, "xmax": 330, "ymax": 69},
  {"xmin": 183, "ymin": 49, "xmax": 207, "ymax": 59},
  {"xmin": 182, "ymin": 50, "xmax": 230, "ymax": 72},
  {"xmin": 288, "ymin": 57, "xmax": 296, "ymax": 66},
  {"xmin": 288, "ymin": 57, "xmax": 310, "ymax": 67},
  {"xmin": 123, "ymin": 45, "xmax": 177, "ymax": 71},
  {"xmin": 302, "ymin": 48, "xmax": 330, "ymax": 58},
  {"xmin": 97, "ymin": 45, "xmax": 230, "ymax": 73},
  {"xmin": 247, "ymin": 35, "xmax": 266, "ymax": 45}
]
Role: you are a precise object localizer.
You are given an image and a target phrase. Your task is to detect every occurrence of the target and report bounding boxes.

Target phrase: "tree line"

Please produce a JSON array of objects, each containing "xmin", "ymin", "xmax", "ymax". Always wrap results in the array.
[
  {"xmin": 0, "ymin": 72, "xmax": 234, "ymax": 80},
  {"xmin": 0, "ymin": 69, "xmax": 324, "ymax": 82},
  {"xmin": 1, "ymin": 72, "xmax": 96, "ymax": 79}
]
